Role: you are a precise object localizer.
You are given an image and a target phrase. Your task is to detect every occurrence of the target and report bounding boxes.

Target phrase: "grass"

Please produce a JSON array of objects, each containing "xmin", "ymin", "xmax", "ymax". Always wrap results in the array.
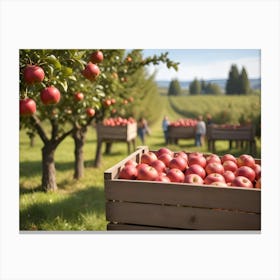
[{"xmin": 20, "ymin": 91, "xmax": 261, "ymax": 231}]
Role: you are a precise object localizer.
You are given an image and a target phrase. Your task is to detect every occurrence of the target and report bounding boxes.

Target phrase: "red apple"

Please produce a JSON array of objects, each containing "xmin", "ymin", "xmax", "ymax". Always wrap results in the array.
[
  {"xmin": 125, "ymin": 160, "xmax": 138, "ymax": 168},
  {"xmin": 255, "ymin": 178, "xmax": 261, "ymax": 189},
  {"xmin": 188, "ymin": 153, "xmax": 206, "ymax": 168},
  {"xmin": 188, "ymin": 152, "xmax": 203, "ymax": 160},
  {"xmin": 174, "ymin": 151, "xmax": 188, "ymax": 162},
  {"xmin": 205, "ymin": 162, "xmax": 224, "ymax": 175},
  {"xmin": 90, "ymin": 50, "xmax": 104, "ymax": 64},
  {"xmin": 185, "ymin": 164, "xmax": 206, "ymax": 179},
  {"xmin": 23, "ymin": 64, "xmax": 45, "ymax": 84},
  {"xmin": 252, "ymin": 164, "xmax": 261, "ymax": 180},
  {"xmin": 156, "ymin": 174, "xmax": 171, "ymax": 182},
  {"xmin": 223, "ymin": 170, "xmax": 235, "ymax": 184},
  {"xmin": 140, "ymin": 152, "xmax": 157, "ymax": 165},
  {"xmin": 82, "ymin": 62, "xmax": 100, "ymax": 81},
  {"xmin": 40, "ymin": 86, "xmax": 61, "ymax": 105},
  {"xmin": 223, "ymin": 160, "xmax": 238, "ymax": 172},
  {"xmin": 204, "ymin": 173, "xmax": 226, "ymax": 185},
  {"xmin": 206, "ymin": 154, "xmax": 221, "ymax": 164},
  {"xmin": 86, "ymin": 108, "xmax": 95, "ymax": 117},
  {"xmin": 210, "ymin": 182, "xmax": 228, "ymax": 187},
  {"xmin": 156, "ymin": 147, "xmax": 174, "ymax": 157},
  {"xmin": 137, "ymin": 165, "xmax": 158, "ymax": 181},
  {"xmin": 74, "ymin": 92, "xmax": 84, "ymax": 101},
  {"xmin": 237, "ymin": 154, "xmax": 255, "ymax": 168},
  {"xmin": 150, "ymin": 159, "xmax": 166, "ymax": 174},
  {"xmin": 136, "ymin": 163, "xmax": 149, "ymax": 171},
  {"xmin": 119, "ymin": 165, "xmax": 138, "ymax": 180},
  {"xmin": 158, "ymin": 153, "xmax": 173, "ymax": 166},
  {"xmin": 111, "ymin": 98, "xmax": 116, "ymax": 105},
  {"xmin": 20, "ymin": 98, "xmax": 36, "ymax": 116},
  {"xmin": 166, "ymin": 168, "xmax": 185, "ymax": 183},
  {"xmin": 184, "ymin": 174, "xmax": 204, "ymax": 185},
  {"xmin": 235, "ymin": 166, "xmax": 256, "ymax": 182},
  {"xmin": 168, "ymin": 156, "xmax": 188, "ymax": 171},
  {"xmin": 221, "ymin": 154, "xmax": 237, "ymax": 164},
  {"xmin": 231, "ymin": 176, "xmax": 253, "ymax": 188},
  {"xmin": 103, "ymin": 99, "xmax": 111, "ymax": 107}
]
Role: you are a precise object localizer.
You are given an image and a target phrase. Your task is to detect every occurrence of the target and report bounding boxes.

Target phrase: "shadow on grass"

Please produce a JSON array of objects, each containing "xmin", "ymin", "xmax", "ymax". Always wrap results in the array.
[
  {"xmin": 20, "ymin": 185, "xmax": 43, "ymax": 194},
  {"xmin": 20, "ymin": 186, "xmax": 105, "ymax": 231},
  {"xmin": 20, "ymin": 160, "xmax": 76, "ymax": 177}
]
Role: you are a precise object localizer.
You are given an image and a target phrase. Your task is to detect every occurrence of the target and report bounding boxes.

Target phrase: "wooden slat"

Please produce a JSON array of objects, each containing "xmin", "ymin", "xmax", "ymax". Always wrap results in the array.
[
  {"xmin": 97, "ymin": 123, "xmax": 137, "ymax": 141},
  {"xmin": 105, "ymin": 180, "xmax": 261, "ymax": 213},
  {"xmin": 207, "ymin": 125, "xmax": 255, "ymax": 141},
  {"xmin": 106, "ymin": 201, "xmax": 261, "ymax": 230},
  {"xmin": 168, "ymin": 126, "xmax": 195, "ymax": 139},
  {"xmin": 107, "ymin": 222, "xmax": 175, "ymax": 230}
]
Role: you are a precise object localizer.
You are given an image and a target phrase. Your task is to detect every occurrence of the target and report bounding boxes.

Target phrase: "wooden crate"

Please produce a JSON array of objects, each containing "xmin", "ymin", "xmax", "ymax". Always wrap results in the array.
[
  {"xmin": 96, "ymin": 122, "xmax": 137, "ymax": 141},
  {"xmin": 94, "ymin": 122, "xmax": 137, "ymax": 167},
  {"xmin": 104, "ymin": 147, "xmax": 261, "ymax": 231},
  {"xmin": 206, "ymin": 124, "xmax": 256, "ymax": 154},
  {"xmin": 167, "ymin": 126, "xmax": 195, "ymax": 144}
]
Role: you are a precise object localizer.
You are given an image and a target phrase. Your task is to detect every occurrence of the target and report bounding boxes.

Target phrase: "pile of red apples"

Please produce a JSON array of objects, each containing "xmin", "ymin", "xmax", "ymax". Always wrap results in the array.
[
  {"xmin": 118, "ymin": 148, "xmax": 261, "ymax": 189},
  {"xmin": 169, "ymin": 118, "xmax": 197, "ymax": 127},
  {"xmin": 102, "ymin": 117, "xmax": 136, "ymax": 126}
]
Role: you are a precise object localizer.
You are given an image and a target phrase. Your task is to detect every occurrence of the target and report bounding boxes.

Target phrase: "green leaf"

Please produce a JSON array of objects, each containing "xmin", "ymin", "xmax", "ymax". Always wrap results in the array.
[
  {"xmin": 97, "ymin": 92, "xmax": 105, "ymax": 98},
  {"xmin": 95, "ymin": 85, "xmax": 104, "ymax": 90},
  {"xmin": 46, "ymin": 55, "xmax": 61, "ymax": 70},
  {"xmin": 58, "ymin": 80, "xmax": 68, "ymax": 92},
  {"xmin": 68, "ymin": 75, "xmax": 77, "ymax": 81},
  {"xmin": 61, "ymin": 66, "xmax": 73, "ymax": 76},
  {"xmin": 46, "ymin": 64, "xmax": 54, "ymax": 77}
]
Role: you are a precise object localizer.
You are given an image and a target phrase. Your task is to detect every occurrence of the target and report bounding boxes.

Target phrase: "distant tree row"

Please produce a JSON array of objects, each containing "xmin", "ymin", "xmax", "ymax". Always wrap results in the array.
[
  {"xmin": 189, "ymin": 78, "xmax": 222, "ymax": 95},
  {"xmin": 167, "ymin": 78, "xmax": 222, "ymax": 96},
  {"xmin": 225, "ymin": 64, "xmax": 250, "ymax": 95},
  {"xmin": 167, "ymin": 79, "xmax": 182, "ymax": 96},
  {"xmin": 167, "ymin": 64, "xmax": 252, "ymax": 96}
]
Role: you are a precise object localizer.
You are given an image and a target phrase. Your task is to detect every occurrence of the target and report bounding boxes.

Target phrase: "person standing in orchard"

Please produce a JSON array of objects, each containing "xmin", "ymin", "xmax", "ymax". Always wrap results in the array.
[
  {"xmin": 195, "ymin": 115, "xmax": 206, "ymax": 146},
  {"xmin": 137, "ymin": 117, "xmax": 149, "ymax": 145},
  {"xmin": 162, "ymin": 115, "xmax": 170, "ymax": 145}
]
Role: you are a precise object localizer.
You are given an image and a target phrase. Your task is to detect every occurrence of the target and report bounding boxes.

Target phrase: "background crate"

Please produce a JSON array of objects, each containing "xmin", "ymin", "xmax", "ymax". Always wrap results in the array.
[
  {"xmin": 104, "ymin": 147, "xmax": 261, "ymax": 231},
  {"xmin": 206, "ymin": 124, "xmax": 256, "ymax": 154},
  {"xmin": 94, "ymin": 122, "xmax": 137, "ymax": 167},
  {"xmin": 207, "ymin": 125, "xmax": 255, "ymax": 141},
  {"xmin": 96, "ymin": 122, "xmax": 137, "ymax": 141},
  {"xmin": 167, "ymin": 126, "xmax": 195, "ymax": 144}
]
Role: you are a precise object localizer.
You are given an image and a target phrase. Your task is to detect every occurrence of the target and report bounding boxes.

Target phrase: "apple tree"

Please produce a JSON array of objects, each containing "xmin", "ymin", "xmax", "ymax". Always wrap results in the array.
[
  {"xmin": 68, "ymin": 49, "xmax": 179, "ymax": 169},
  {"xmin": 20, "ymin": 50, "xmax": 102, "ymax": 191},
  {"xmin": 20, "ymin": 49, "xmax": 179, "ymax": 190}
]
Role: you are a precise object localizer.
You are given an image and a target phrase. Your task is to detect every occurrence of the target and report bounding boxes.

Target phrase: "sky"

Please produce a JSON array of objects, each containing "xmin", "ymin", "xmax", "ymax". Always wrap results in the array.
[{"xmin": 142, "ymin": 49, "xmax": 261, "ymax": 81}]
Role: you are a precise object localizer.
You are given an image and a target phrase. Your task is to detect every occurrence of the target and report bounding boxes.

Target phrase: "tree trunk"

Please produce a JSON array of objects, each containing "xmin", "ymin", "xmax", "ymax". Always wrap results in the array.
[
  {"xmin": 30, "ymin": 135, "xmax": 35, "ymax": 147},
  {"xmin": 94, "ymin": 139, "xmax": 102, "ymax": 168},
  {"xmin": 73, "ymin": 127, "xmax": 87, "ymax": 179},
  {"xmin": 42, "ymin": 143, "xmax": 57, "ymax": 192},
  {"xmin": 105, "ymin": 142, "xmax": 112, "ymax": 154}
]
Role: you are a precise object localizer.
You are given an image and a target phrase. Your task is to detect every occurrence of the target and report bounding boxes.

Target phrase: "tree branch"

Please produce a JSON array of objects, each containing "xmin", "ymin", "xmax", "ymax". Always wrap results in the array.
[
  {"xmin": 55, "ymin": 128, "xmax": 74, "ymax": 147},
  {"xmin": 31, "ymin": 115, "xmax": 49, "ymax": 144},
  {"xmin": 51, "ymin": 118, "xmax": 59, "ymax": 141}
]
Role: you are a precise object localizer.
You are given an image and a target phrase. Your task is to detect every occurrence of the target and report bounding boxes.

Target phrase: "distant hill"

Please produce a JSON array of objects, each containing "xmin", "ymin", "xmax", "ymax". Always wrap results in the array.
[{"xmin": 156, "ymin": 78, "xmax": 261, "ymax": 91}]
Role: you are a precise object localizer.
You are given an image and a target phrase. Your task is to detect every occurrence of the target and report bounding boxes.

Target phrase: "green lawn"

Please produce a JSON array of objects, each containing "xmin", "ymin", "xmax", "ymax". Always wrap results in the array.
[{"xmin": 20, "ymin": 92, "xmax": 261, "ymax": 231}]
